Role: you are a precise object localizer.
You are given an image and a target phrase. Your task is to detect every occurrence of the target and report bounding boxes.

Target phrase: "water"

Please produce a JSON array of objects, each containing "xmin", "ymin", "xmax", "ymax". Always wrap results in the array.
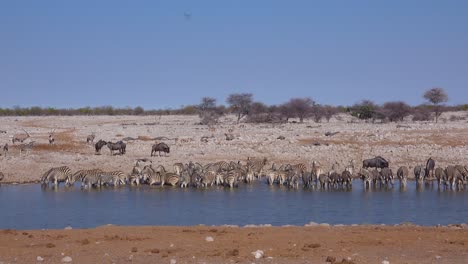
[{"xmin": 0, "ymin": 181, "xmax": 467, "ymax": 229}]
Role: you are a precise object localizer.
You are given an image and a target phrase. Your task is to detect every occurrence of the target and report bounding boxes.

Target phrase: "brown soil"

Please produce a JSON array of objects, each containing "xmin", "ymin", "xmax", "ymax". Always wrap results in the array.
[{"xmin": 0, "ymin": 225, "xmax": 467, "ymax": 263}]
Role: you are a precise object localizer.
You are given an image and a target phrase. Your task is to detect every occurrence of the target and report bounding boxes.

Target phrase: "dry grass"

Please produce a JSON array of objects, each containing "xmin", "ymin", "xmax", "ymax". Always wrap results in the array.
[{"xmin": 32, "ymin": 129, "xmax": 87, "ymax": 153}]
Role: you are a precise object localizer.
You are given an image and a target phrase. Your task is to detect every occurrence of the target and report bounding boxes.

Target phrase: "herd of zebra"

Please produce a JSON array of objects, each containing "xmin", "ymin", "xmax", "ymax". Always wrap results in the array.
[{"xmin": 40, "ymin": 156, "xmax": 468, "ymax": 191}]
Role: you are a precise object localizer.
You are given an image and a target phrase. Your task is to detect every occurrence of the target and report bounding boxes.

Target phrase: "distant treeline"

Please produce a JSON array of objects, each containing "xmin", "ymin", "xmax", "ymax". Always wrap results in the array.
[{"xmin": 1, "ymin": 89, "xmax": 467, "ymax": 124}]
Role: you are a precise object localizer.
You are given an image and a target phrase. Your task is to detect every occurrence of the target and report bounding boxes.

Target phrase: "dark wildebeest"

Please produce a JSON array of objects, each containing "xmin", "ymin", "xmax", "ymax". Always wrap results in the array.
[
  {"xmin": 362, "ymin": 156, "xmax": 389, "ymax": 169},
  {"xmin": 425, "ymin": 157, "xmax": 435, "ymax": 179},
  {"xmin": 95, "ymin": 140, "xmax": 107, "ymax": 154},
  {"xmin": 151, "ymin": 142, "xmax": 170, "ymax": 157},
  {"xmin": 107, "ymin": 141, "xmax": 126, "ymax": 155}
]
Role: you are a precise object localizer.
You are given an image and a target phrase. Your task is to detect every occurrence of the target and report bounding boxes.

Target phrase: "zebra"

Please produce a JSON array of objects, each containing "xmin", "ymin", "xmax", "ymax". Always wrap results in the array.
[
  {"xmin": 341, "ymin": 170, "xmax": 352, "ymax": 188},
  {"xmin": 397, "ymin": 166, "xmax": 409, "ymax": 187},
  {"xmin": 414, "ymin": 165, "xmax": 425, "ymax": 185},
  {"xmin": 0, "ymin": 172, "xmax": 4, "ymax": 182},
  {"xmin": 19, "ymin": 141, "xmax": 35, "ymax": 155},
  {"xmin": 223, "ymin": 170, "xmax": 240, "ymax": 188},
  {"xmin": 199, "ymin": 170, "xmax": 216, "ymax": 187},
  {"xmin": 72, "ymin": 169, "xmax": 103, "ymax": 183},
  {"xmin": 318, "ymin": 173, "xmax": 330, "ymax": 189},
  {"xmin": 41, "ymin": 166, "xmax": 73, "ymax": 187},
  {"xmin": 173, "ymin": 162, "xmax": 185, "ymax": 175},
  {"xmin": 380, "ymin": 167, "xmax": 394, "ymax": 186},
  {"xmin": 155, "ymin": 165, "xmax": 179, "ymax": 186},
  {"xmin": 246, "ymin": 157, "xmax": 267, "ymax": 179},
  {"xmin": 434, "ymin": 167, "xmax": 447, "ymax": 188},
  {"xmin": 139, "ymin": 165, "xmax": 159, "ymax": 185},
  {"xmin": 358, "ymin": 168, "xmax": 373, "ymax": 189},
  {"xmin": 99, "ymin": 171, "xmax": 127, "ymax": 186}
]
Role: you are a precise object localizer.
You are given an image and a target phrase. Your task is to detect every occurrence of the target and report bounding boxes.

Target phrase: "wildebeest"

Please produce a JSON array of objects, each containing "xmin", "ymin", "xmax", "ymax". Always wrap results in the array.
[
  {"xmin": 107, "ymin": 141, "xmax": 126, "ymax": 155},
  {"xmin": 362, "ymin": 156, "xmax": 389, "ymax": 169},
  {"xmin": 425, "ymin": 157, "xmax": 435, "ymax": 179},
  {"xmin": 95, "ymin": 140, "xmax": 107, "ymax": 154},
  {"xmin": 151, "ymin": 142, "xmax": 170, "ymax": 157}
]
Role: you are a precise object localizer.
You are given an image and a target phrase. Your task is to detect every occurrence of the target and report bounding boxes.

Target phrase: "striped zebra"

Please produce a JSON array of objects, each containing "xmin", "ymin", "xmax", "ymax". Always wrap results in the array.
[
  {"xmin": 199, "ymin": 170, "xmax": 216, "ymax": 187},
  {"xmin": 72, "ymin": 169, "xmax": 103, "ymax": 183},
  {"xmin": 246, "ymin": 157, "xmax": 267, "ymax": 179},
  {"xmin": 140, "ymin": 165, "xmax": 159, "ymax": 185},
  {"xmin": 223, "ymin": 169, "xmax": 240, "ymax": 188},
  {"xmin": 173, "ymin": 163, "xmax": 185, "ymax": 175},
  {"xmin": 397, "ymin": 166, "xmax": 409, "ymax": 187},
  {"xmin": 41, "ymin": 166, "xmax": 73, "ymax": 187},
  {"xmin": 156, "ymin": 165, "xmax": 179, "ymax": 186},
  {"xmin": 99, "ymin": 170, "xmax": 127, "ymax": 186},
  {"xmin": 75, "ymin": 169, "xmax": 104, "ymax": 189}
]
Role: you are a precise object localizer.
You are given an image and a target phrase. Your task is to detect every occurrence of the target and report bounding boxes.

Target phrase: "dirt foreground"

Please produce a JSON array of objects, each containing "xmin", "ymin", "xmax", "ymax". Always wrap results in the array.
[{"xmin": 0, "ymin": 225, "xmax": 467, "ymax": 264}]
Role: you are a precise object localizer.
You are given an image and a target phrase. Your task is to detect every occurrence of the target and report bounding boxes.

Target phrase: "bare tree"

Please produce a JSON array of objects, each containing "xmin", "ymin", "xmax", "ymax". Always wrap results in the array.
[
  {"xmin": 198, "ymin": 97, "xmax": 221, "ymax": 125},
  {"xmin": 423, "ymin": 87, "xmax": 448, "ymax": 123},
  {"xmin": 321, "ymin": 105, "xmax": 339, "ymax": 122},
  {"xmin": 226, "ymin": 93, "xmax": 253, "ymax": 123},
  {"xmin": 380, "ymin": 101, "xmax": 412, "ymax": 122},
  {"xmin": 285, "ymin": 97, "xmax": 315, "ymax": 123}
]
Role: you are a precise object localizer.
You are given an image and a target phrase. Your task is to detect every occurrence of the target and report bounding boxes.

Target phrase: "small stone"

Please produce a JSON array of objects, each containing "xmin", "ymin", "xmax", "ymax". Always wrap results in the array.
[
  {"xmin": 382, "ymin": 260, "xmax": 390, "ymax": 264},
  {"xmin": 61, "ymin": 256, "xmax": 72, "ymax": 263},
  {"xmin": 435, "ymin": 255, "xmax": 442, "ymax": 259},
  {"xmin": 205, "ymin": 236, "xmax": 214, "ymax": 242},
  {"xmin": 170, "ymin": 259, "xmax": 177, "ymax": 264},
  {"xmin": 326, "ymin": 256, "xmax": 336, "ymax": 263},
  {"xmin": 251, "ymin": 250, "xmax": 264, "ymax": 259},
  {"xmin": 36, "ymin": 256, "xmax": 44, "ymax": 262},
  {"xmin": 64, "ymin": 226, "xmax": 72, "ymax": 230}
]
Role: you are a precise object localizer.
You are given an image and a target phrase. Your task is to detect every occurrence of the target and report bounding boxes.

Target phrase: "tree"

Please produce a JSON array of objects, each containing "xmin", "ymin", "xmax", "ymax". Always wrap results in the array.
[
  {"xmin": 350, "ymin": 100, "xmax": 378, "ymax": 120},
  {"xmin": 198, "ymin": 97, "xmax": 221, "ymax": 125},
  {"xmin": 380, "ymin": 101, "xmax": 412, "ymax": 122},
  {"xmin": 226, "ymin": 93, "xmax": 253, "ymax": 123},
  {"xmin": 321, "ymin": 105, "xmax": 339, "ymax": 122},
  {"xmin": 284, "ymin": 97, "xmax": 315, "ymax": 123},
  {"xmin": 423, "ymin": 87, "xmax": 448, "ymax": 123}
]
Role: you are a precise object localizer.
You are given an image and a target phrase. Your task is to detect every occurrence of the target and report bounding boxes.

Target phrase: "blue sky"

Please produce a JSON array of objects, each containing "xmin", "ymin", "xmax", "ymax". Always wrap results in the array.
[{"xmin": 1, "ymin": 1, "xmax": 467, "ymax": 109}]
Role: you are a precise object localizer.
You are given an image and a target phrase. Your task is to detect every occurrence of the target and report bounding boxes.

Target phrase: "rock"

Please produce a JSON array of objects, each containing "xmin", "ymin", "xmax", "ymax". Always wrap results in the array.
[
  {"xmin": 170, "ymin": 259, "xmax": 177, "ymax": 264},
  {"xmin": 64, "ymin": 226, "xmax": 72, "ymax": 230},
  {"xmin": 251, "ymin": 250, "xmax": 264, "ymax": 259},
  {"xmin": 326, "ymin": 256, "xmax": 336, "ymax": 263},
  {"xmin": 61, "ymin": 256, "xmax": 72, "ymax": 263},
  {"xmin": 36, "ymin": 256, "xmax": 44, "ymax": 262},
  {"xmin": 205, "ymin": 236, "xmax": 214, "ymax": 242},
  {"xmin": 435, "ymin": 255, "xmax": 442, "ymax": 260},
  {"xmin": 382, "ymin": 260, "xmax": 390, "ymax": 264}
]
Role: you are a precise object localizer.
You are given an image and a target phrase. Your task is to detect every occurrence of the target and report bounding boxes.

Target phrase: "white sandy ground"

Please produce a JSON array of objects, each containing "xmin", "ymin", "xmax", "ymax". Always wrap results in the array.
[{"xmin": 0, "ymin": 112, "xmax": 467, "ymax": 183}]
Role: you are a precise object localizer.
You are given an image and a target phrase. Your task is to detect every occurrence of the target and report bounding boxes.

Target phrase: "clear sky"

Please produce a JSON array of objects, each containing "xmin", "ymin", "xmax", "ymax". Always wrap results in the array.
[{"xmin": 1, "ymin": 1, "xmax": 467, "ymax": 109}]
